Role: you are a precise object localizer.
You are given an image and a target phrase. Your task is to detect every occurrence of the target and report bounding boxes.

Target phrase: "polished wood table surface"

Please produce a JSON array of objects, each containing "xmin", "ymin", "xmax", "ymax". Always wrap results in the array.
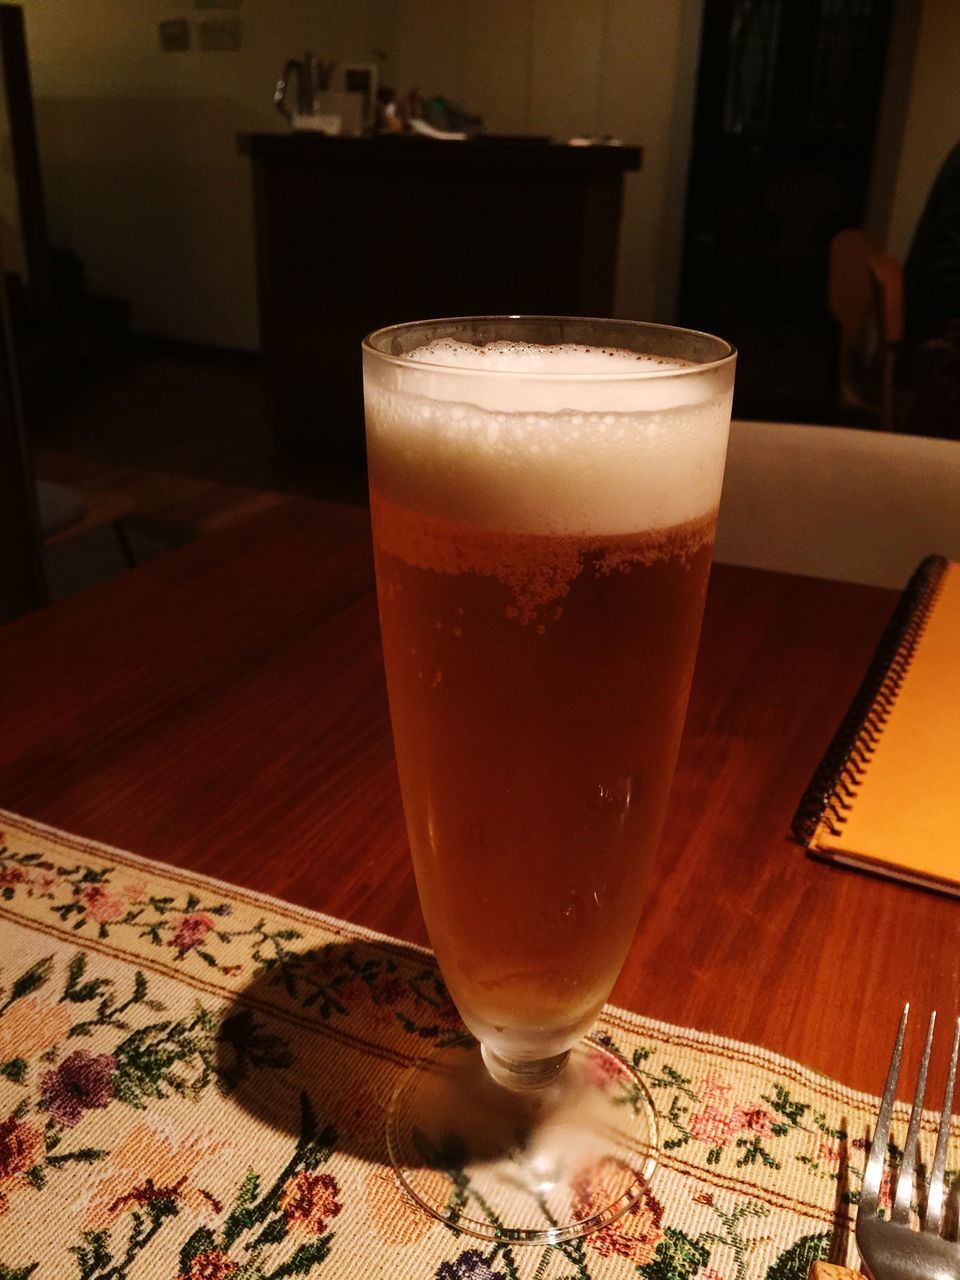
[{"xmin": 2, "ymin": 498, "xmax": 957, "ymax": 1100}]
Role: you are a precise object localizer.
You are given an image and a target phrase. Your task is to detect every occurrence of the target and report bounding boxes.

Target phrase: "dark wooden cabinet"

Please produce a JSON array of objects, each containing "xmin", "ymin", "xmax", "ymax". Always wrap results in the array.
[{"xmin": 241, "ymin": 135, "xmax": 641, "ymax": 456}]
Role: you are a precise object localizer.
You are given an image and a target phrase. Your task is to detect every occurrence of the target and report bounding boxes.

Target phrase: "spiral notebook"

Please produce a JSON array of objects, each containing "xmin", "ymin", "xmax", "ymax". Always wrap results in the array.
[{"xmin": 792, "ymin": 555, "xmax": 960, "ymax": 895}]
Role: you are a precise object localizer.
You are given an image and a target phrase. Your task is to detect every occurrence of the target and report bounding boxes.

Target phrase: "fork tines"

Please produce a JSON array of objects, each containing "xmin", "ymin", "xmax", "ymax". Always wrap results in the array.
[{"xmin": 856, "ymin": 1004, "xmax": 960, "ymax": 1280}]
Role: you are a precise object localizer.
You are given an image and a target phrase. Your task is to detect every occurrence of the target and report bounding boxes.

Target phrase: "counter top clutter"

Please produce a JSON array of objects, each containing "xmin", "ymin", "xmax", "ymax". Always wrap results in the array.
[
  {"xmin": 239, "ymin": 131, "xmax": 642, "ymax": 173},
  {"xmin": 239, "ymin": 135, "xmax": 641, "ymax": 455}
]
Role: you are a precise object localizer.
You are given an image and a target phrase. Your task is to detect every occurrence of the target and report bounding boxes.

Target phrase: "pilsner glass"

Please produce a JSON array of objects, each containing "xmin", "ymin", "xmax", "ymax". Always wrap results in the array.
[{"xmin": 363, "ymin": 317, "xmax": 735, "ymax": 1244}]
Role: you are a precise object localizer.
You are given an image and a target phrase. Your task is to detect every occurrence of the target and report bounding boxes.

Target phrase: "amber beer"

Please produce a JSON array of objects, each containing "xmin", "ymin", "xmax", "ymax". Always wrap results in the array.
[{"xmin": 363, "ymin": 320, "xmax": 735, "ymax": 1071}]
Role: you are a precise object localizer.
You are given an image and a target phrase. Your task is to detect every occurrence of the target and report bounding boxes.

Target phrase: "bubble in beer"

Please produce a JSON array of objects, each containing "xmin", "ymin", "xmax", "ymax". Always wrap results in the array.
[
  {"xmin": 365, "ymin": 329, "xmax": 734, "ymax": 1059},
  {"xmin": 365, "ymin": 338, "xmax": 732, "ymax": 620}
]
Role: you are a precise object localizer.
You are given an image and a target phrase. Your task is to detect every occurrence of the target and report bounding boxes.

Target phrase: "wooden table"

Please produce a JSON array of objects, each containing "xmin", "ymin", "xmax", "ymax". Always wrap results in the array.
[{"xmin": 1, "ymin": 498, "xmax": 956, "ymax": 1101}]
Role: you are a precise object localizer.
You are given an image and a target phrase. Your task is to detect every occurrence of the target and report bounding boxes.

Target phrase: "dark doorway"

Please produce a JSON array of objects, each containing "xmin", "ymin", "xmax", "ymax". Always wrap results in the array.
[{"xmin": 679, "ymin": 0, "xmax": 893, "ymax": 422}]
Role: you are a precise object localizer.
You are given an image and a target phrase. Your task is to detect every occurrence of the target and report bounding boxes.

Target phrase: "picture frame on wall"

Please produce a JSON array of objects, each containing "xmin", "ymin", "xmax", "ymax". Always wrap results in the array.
[
  {"xmin": 198, "ymin": 17, "xmax": 242, "ymax": 51},
  {"xmin": 158, "ymin": 19, "xmax": 190, "ymax": 52}
]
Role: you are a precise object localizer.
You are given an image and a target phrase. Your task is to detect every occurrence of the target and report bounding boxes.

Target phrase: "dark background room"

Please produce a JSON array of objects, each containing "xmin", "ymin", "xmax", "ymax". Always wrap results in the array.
[{"xmin": 2, "ymin": 0, "xmax": 958, "ymax": 616}]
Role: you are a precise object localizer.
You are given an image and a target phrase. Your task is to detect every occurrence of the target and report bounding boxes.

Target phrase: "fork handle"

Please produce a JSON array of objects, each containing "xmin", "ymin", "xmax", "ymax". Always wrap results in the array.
[{"xmin": 809, "ymin": 1263, "xmax": 866, "ymax": 1280}]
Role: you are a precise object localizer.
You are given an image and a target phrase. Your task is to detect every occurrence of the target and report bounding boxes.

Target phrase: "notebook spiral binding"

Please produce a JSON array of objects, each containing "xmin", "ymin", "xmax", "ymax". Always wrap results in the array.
[{"xmin": 791, "ymin": 555, "xmax": 949, "ymax": 846}]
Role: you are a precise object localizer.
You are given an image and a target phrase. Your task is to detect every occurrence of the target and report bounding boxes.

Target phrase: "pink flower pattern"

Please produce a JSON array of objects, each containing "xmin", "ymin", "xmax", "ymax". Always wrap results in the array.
[
  {"xmin": 80, "ymin": 884, "xmax": 128, "ymax": 925},
  {"xmin": 171, "ymin": 912, "xmax": 215, "ymax": 954},
  {"xmin": 27, "ymin": 867, "xmax": 63, "ymax": 896},
  {"xmin": 370, "ymin": 975, "xmax": 404, "ymax": 1005},
  {"xmin": 177, "ymin": 1251, "xmax": 239, "ymax": 1280},
  {"xmin": 698, "ymin": 1072, "xmax": 733, "ymax": 1102},
  {"xmin": 571, "ymin": 1165, "xmax": 664, "ymax": 1264},
  {"xmin": 736, "ymin": 1105, "xmax": 775, "ymax": 1138},
  {"xmin": 336, "ymin": 978, "xmax": 367, "ymax": 1004},
  {"xmin": 688, "ymin": 1102, "xmax": 776, "ymax": 1147},
  {"xmin": 585, "ymin": 1047, "xmax": 625, "ymax": 1089},
  {"xmin": 279, "ymin": 1170, "xmax": 342, "ymax": 1234},
  {"xmin": 689, "ymin": 1105, "xmax": 741, "ymax": 1147}
]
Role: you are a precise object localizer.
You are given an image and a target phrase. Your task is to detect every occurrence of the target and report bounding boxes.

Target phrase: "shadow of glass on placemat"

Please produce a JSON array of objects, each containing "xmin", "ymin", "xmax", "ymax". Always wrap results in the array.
[
  {"xmin": 215, "ymin": 940, "xmax": 478, "ymax": 1170},
  {"xmin": 828, "ymin": 1114, "xmax": 851, "ymax": 1265},
  {"xmin": 215, "ymin": 941, "xmax": 662, "ymax": 1253}
]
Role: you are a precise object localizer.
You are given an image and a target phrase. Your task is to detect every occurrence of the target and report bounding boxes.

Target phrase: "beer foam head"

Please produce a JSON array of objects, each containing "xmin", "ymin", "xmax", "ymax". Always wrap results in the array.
[
  {"xmin": 364, "ymin": 338, "xmax": 734, "ymax": 535},
  {"xmin": 407, "ymin": 338, "xmax": 685, "ymax": 377}
]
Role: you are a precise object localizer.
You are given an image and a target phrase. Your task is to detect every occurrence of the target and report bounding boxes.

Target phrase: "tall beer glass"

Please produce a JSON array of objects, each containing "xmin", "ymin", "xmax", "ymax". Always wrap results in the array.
[{"xmin": 364, "ymin": 317, "xmax": 735, "ymax": 1243}]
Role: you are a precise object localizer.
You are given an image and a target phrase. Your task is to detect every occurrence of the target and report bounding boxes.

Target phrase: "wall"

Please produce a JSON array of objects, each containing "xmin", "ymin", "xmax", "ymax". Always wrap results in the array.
[
  {"xmin": 864, "ymin": 0, "xmax": 919, "ymax": 247},
  {"xmin": 21, "ymin": 0, "xmax": 392, "ymax": 349},
  {"xmin": 392, "ymin": 0, "xmax": 703, "ymax": 323},
  {"xmin": 884, "ymin": 0, "xmax": 960, "ymax": 260},
  {"xmin": 22, "ymin": 0, "xmax": 701, "ymax": 349}
]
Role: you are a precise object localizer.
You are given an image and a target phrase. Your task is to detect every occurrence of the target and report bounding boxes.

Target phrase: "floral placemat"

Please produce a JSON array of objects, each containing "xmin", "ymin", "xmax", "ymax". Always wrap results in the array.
[{"xmin": 0, "ymin": 809, "xmax": 954, "ymax": 1280}]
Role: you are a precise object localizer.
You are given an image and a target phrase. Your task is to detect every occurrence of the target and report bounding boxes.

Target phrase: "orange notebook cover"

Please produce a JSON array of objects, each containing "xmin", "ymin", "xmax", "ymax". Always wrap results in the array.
[{"xmin": 792, "ymin": 556, "xmax": 960, "ymax": 895}]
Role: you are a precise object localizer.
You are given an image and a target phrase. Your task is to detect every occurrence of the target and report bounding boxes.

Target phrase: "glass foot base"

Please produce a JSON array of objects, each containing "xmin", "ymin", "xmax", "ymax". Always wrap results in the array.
[{"xmin": 386, "ymin": 1034, "xmax": 658, "ymax": 1245}]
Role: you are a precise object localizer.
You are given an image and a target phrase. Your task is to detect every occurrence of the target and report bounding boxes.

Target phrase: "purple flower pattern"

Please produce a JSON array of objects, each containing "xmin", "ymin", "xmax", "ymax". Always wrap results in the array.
[
  {"xmin": 435, "ymin": 1250, "xmax": 506, "ymax": 1280},
  {"xmin": 39, "ymin": 1049, "xmax": 116, "ymax": 1127}
]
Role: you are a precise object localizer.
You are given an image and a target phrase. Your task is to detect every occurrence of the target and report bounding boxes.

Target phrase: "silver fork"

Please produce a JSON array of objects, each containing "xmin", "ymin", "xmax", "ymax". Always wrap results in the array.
[{"xmin": 856, "ymin": 1004, "xmax": 960, "ymax": 1280}]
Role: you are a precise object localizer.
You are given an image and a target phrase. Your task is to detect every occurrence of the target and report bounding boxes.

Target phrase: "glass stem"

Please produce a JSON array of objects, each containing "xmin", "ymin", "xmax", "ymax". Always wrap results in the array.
[{"xmin": 481, "ymin": 1043, "xmax": 570, "ymax": 1091}]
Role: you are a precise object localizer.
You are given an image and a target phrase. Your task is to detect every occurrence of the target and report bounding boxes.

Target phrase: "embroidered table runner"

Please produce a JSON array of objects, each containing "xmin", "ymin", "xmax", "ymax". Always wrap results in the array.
[{"xmin": 0, "ymin": 810, "xmax": 953, "ymax": 1280}]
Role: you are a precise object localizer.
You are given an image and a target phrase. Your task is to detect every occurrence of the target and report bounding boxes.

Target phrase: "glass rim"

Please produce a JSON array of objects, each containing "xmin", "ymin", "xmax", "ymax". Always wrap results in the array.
[{"xmin": 362, "ymin": 315, "xmax": 737, "ymax": 380}]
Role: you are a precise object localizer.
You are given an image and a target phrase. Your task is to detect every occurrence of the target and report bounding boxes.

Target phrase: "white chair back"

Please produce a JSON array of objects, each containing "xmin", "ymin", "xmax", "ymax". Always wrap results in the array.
[{"xmin": 715, "ymin": 420, "xmax": 960, "ymax": 588}]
